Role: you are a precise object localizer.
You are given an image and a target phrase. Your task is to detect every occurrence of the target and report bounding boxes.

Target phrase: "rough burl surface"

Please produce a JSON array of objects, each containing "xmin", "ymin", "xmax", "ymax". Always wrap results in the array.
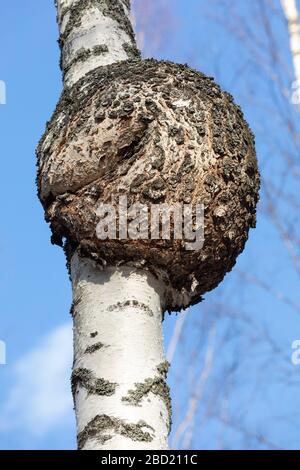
[{"xmin": 37, "ymin": 59, "xmax": 260, "ymax": 311}]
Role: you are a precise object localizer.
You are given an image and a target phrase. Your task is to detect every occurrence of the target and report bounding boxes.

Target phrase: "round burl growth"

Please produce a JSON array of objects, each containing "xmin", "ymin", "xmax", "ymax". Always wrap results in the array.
[{"xmin": 37, "ymin": 59, "xmax": 260, "ymax": 311}]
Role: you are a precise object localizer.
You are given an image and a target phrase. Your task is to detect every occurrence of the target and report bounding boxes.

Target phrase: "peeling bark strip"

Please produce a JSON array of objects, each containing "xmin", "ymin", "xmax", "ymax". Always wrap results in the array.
[
  {"xmin": 71, "ymin": 368, "xmax": 117, "ymax": 397},
  {"xmin": 77, "ymin": 415, "xmax": 154, "ymax": 450},
  {"xmin": 56, "ymin": 0, "xmax": 140, "ymax": 86}
]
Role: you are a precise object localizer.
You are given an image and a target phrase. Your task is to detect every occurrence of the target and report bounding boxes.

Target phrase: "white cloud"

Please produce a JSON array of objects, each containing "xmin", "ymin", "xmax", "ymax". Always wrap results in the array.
[{"xmin": 0, "ymin": 323, "xmax": 74, "ymax": 437}]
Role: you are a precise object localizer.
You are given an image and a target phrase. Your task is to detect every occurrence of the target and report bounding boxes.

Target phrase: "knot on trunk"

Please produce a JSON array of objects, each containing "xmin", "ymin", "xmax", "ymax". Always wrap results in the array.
[{"xmin": 37, "ymin": 59, "xmax": 260, "ymax": 311}]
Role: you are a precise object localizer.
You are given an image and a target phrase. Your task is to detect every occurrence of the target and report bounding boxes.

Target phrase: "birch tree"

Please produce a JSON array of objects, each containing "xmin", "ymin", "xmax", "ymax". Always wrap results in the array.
[
  {"xmin": 37, "ymin": 0, "xmax": 259, "ymax": 450},
  {"xmin": 281, "ymin": 0, "xmax": 300, "ymax": 108}
]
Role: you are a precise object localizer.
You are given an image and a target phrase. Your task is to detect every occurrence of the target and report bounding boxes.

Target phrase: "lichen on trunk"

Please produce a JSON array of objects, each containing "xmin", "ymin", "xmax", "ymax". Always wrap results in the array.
[
  {"xmin": 77, "ymin": 415, "xmax": 155, "ymax": 450},
  {"xmin": 121, "ymin": 361, "xmax": 172, "ymax": 432}
]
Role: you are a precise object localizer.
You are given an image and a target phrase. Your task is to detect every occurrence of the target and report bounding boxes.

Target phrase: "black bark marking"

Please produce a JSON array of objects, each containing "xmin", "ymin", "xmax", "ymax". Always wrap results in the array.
[
  {"xmin": 62, "ymin": 45, "xmax": 109, "ymax": 75},
  {"xmin": 122, "ymin": 42, "xmax": 139, "ymax": 59},
  {"xmin": 72, "ymin": 368, "xmax": 117, "ymax": 397},
  {"xmin": 85, "ymin": 342, "xmax": 107, "ymax": 354},
  {"xmin": 108, "ymin": 300, "xmax": 154, "ymax": 316},
  {"xmin": 70, "ymin": 296, "xmax": 82, "ymax": 317},
  {"xmin": 121, "ymin": 362, "xmax": 172, "ymax": 432},
  {"xmin": 58, "ymin": 0, "xmax": 140, "ymax": 60},
  {"xmin": 77, "ymin": 414, "xmax": 154, "ymax": 449}
]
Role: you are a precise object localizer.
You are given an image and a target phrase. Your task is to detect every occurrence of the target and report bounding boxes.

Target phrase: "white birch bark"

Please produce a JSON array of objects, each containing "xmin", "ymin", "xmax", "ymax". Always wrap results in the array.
[
  {"xmin": 56, "ymin": 0, "xmax": 140, "ymax": 87},
  {"xmin": 281, "ymin": 0, "xmax": 300, "ymax": 102},
  {"xmin": 71, "ymin": 254, "xmax": 170, "ymax": 450}
]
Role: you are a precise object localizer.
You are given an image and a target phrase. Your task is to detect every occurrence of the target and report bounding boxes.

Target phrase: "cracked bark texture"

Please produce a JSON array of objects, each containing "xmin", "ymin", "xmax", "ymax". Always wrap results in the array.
[
  {"xmin": 37, "ymin": 59, "xmax": 260, "ymax": 310},
  {"xmin": 37, "ymin": 0, "xmax": 260, "ymax": 451}
]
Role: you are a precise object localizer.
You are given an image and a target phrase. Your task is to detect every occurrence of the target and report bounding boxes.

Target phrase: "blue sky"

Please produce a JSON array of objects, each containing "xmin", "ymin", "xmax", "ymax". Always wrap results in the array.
[{"xmin": 0, "ymin": 0, "xmax": 300, "ymax": 450}]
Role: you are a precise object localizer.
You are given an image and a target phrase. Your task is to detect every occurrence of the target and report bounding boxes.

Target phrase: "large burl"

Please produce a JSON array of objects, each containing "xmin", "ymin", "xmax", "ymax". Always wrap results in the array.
[{"xmin": 37, "ymin": 59, "xmax": 260, "ymax": 311}]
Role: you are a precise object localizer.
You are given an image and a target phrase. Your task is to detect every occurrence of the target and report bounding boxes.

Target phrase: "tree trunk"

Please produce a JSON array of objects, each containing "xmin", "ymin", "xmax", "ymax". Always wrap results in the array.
[
  {"xmin": 44, "ymin": 0, "xmax": 259, "ymax": 450},
  {"xmin": 281, "ymin": 0, "xmax": 300, "ymax": 88},
  {"xmin": 55, "ymin": 0, "xmax": 170, "ymax": 450},
  {"xmin": 56, "ymin": 0, "xmax": 140, "ymax": 87},
  {"xmin": 71, "ymin": 254, "xmax": 170, "ymax": 450}
]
